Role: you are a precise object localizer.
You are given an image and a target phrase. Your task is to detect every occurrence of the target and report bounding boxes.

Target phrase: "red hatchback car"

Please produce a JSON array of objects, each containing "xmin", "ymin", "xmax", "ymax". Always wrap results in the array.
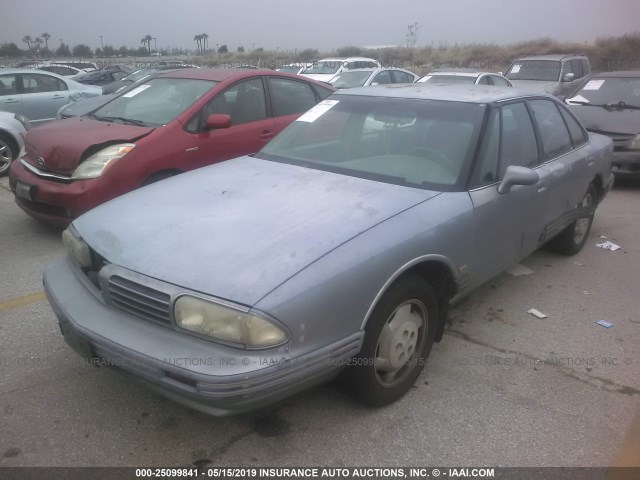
[{"xmin": 9, "ymin": 69, "xmax": 334, "ymax": 225}]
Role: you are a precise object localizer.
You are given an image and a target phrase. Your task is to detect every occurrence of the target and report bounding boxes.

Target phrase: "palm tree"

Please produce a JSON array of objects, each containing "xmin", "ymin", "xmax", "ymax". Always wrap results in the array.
[
  {"xmin": 22, "ymin": 35, "xmax": 32, "ymax": 51},
  {"xmin": 34, "ymin": 38, "xmax": 43, "ymax": 53},
  {"xmin": 201, "ymin": 33, "xmax": 209, "ymax": 53},
  {"xmin": 41, "ymin": 32, "xmax": 51, "ymax": 52},
  {"xmin": 143, "ymin": 34, "xmax": 153, "ymax": 54},
  {"xmin": 194, "ymin": 34, "xmax": 202, "ymax": 54}
]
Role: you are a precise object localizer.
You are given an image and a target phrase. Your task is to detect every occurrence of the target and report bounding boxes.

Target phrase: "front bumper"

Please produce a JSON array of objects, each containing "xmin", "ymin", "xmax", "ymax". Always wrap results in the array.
[
  {"xmin": 43, "ymin": 257, "xmax": 362, "ymax": 416},
  {"xmin": 8, "ymin": 159, "xmax": 116, "ymax": 226},
  {"xmin": 612, "ymin": 150, "xmax": 640, "ymax": 179}
]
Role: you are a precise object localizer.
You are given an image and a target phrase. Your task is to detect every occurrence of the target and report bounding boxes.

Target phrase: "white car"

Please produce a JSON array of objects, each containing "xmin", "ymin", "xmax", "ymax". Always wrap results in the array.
[
  {"xmin": 276, "ymin": 63, "xmax": 312, "ymax": 75},
  {"xmin": 416, "ymin": 70, "xmax": 513, "ymax": 87},
  {"xmin": 301, "ymin": 57, "xmax": 381, "ymax": 82},
  {"xmin": 0, "ymin": 111, "xmax": 29, "ymax": 176},
  {"xmin": 329, "ymin": 68, "xmax": 418, "ymax": 89},
  {"xmin": 38, "ymin": 64, "xmax": 87, "ymax": 77}
]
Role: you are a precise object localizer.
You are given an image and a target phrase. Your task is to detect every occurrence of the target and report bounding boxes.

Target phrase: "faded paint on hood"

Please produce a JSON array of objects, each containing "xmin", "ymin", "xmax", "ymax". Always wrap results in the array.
[
  {"xmin": 568, "ymin": 105, "xmax": 640, "ymax": 136},
  {"xmin": 24, "ymin": 117, "xmax": 154, "ymax": 174},
  {"xmin": 73, "ymin": 156, "xmax": 439, "ymax": 306}
]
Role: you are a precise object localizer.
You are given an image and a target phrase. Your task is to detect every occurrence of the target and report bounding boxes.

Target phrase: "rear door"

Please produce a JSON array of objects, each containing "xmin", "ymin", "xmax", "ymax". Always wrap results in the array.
[
  {"xmin": 20, "ymin": 72, "xmax": 69, "ymax": 125},
  {"xmin": 0, "ymin": 73, "xmax": 22, "ymax": 116}
]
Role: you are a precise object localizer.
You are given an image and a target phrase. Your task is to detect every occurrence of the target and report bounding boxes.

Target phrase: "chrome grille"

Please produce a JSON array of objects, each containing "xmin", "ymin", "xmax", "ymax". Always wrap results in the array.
[{"xmin": 107, "ymin": 275, "xmax": 172, "ymax": 325}]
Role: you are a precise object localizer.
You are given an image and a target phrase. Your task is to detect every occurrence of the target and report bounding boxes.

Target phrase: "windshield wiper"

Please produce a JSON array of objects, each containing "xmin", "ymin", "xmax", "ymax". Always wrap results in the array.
[
  {"xmin": 568, "ymin": 100, "xmax": 640, "ymax": 111},
  {"xmin": 95, "ymin": 115, "xmax": 146, "ymax": 126}
]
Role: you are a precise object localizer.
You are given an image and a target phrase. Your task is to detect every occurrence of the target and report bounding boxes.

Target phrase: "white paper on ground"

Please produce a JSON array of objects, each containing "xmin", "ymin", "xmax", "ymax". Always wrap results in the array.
[
  {"xmin": 596, "ymin": 241, "xmax": 621, "ymax": 251},
  {"xmin": 527, "ymin": 308, "xmax": 547, "ymax": 319},
  {"xmin": 506, "ymin": 264, "xmax": 534, "ymax": 276}
]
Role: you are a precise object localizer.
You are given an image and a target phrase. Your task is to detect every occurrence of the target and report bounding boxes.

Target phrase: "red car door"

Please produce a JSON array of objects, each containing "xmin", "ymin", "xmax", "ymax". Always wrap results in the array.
[{"xmin": 267, "ymin": 76, "xmax": 327, "ymax": 133}]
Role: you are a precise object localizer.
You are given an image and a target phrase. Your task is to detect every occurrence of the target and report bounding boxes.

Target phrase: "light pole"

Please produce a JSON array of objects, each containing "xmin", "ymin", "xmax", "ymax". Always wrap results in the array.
[
  {"xmin": 99, "ymin": 35, "xmax": 104, "ymax": 50},
  {"xmin": 153, "ymin": 37, "xmax": 157, "ymax": 53}
]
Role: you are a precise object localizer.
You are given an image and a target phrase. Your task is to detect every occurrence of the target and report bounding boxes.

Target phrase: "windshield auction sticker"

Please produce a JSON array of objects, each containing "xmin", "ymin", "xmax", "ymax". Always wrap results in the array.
[
  {"xmin": 297, "ymin": 100, "xmax": 340, "ymax": 123},
  {"xmin": 122, "ymin": 84, "xmax": 152, "ymax": 98},
  {"xmin": 583, "ymin": 79, "xmax": 605, "ymax": 91}
]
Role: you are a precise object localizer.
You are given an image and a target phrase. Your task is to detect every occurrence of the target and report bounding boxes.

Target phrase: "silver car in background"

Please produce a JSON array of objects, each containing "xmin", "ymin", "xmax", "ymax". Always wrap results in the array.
[
  {"xmin": 329, "ymin": 68, "xmax": 419, "ymax": 88},
  {"xmin": 0, "ymin": 68, "xmax": 102, "ymax": 125},
  {"xmin": 44, "ymin": 85, "xmax": 613, "ymax": 415},
  {"xmin": 0, "ymin": 111, "xmax": 29, "ymax": 176},
  {"xmin": 416, "ymin": 70, "xmax": 513, "ymax": 86}
]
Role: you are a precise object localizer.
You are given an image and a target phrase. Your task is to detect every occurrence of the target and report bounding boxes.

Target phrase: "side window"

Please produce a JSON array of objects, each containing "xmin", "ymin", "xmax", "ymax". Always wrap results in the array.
[
  {"xmin": 22, "ymin": 74, "xmax": 66, "ymax": 93},
  {"xmin": 477, "ymin": 76, "xmax": 491, "ymax": 85},
  {"xmin": 113, "ymin": 72, "xmax": 127, "ymax": 81},
  {"xmin": 392, "ymin": 71, "xmax": 413, "ymax": 83},
  {"xmin": 499, "ymin": 102, "xmax": 539, "ymax": 176},
  {"xmin": 268, "ymin": 77, "xmax": 317, "ymax": 116},
  {"xmin": 372, "ymin": 71, "xmax": 392, "ymax": 85},
  {"xmin": 528, "ymin": 99, "xmax": 573, "ymax": 159},
  {"xmin": 312, "ymin": 84, "xmax": 333, "ymax": 100},
  {"xmin": 580, "ymin": 59, "xmax": 590, "ymax": 75},
  {"xmin": 491, "ymin": 75, "xmax": 511, "ymax": 87},
  {"xmin": 571, "ymin": 59, "xmax": 583, "ymax": 78},
  {"xmin": 200, "ymin": 78, "xmax": 266, "ymax": 126},
  {"xmin": 557, "ymin": 103, "xmax": 588, "ymax": 147},
  {"xmin": 0, "ymin": 74, "xmax": 18, "ymax": 96},
  {"xmin": 472, "ymin": 110, "xmax": 500, "ymax": 187}
]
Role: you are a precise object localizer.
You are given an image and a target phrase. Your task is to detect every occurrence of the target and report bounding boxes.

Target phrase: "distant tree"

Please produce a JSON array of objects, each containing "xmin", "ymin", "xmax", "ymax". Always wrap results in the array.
[
  {"xmin": 142, "ymin": 34, "xmax": 153, "ymax": 54},
  {"xmin": 406, "ymin": 22, "xmax": 419, "ymax": 48},
  {"xmin": 72, "ymin": 44, "xmax": 93, "ymax": 57},
  {"xmin": 118, "ymin": 45, "xmax": 128, "ymax": 56},
  {"xmin": 0, "ymin": 43, "xmax": 20, "ymax": 57},
  {"xmin": 254, "ymin": 47, "xmax": 264, "ymax": 52},
  {"xmin": 22, "ymin": 35, "xmax": 32, "ymax": 51},
  {"xmin": 237, "ymin": 46, "xmax": 245, "ymax": 53},
  {"xmin": 103, "ymin": 45, "xmax": 115, "ymax": 56},
  {"xmin": 218, "ymin": 44, "xmax": 228, "ymax": 54},
  {"xmin": 337, "ymin": 46, "xmax": 362, "ymax": 57},
  {"xmin": 41, "ymin": 32, "xmax": 51, "ymax": 52},
  {"xmin": 95, "ymin": 47, "xmax": 103, "ymax": 57},
  {"xmin": 202, "ymin": 33, "xmax": 209, "ymax": 52},
  {"xmin": 135, "ymin": 46, "xmax": 147, "ymax": 56},
  {"xmin": 298, "ymin": 48, "xmax": 318, "ymax": 61},
  {"xmin": 34, "ymin": 37, "xmax": 43, "ymax": 53},
  {"xmin": 56, "ymin": 42, "xmax": 71, "ymax": 57},
  {"xmin": 194, "ymin": 34, "xmax": 203, "ymax": 54}
]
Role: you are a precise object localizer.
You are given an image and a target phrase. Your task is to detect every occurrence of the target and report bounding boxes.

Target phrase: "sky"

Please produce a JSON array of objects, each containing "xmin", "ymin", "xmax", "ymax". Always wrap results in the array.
[{"xmin": 0, "ymin": 0, "xmax": 637, "ymax": 52}]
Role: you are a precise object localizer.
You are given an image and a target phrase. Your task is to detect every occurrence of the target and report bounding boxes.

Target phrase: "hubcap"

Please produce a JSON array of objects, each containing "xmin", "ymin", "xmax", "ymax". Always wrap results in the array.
[
  {"xmin": 0, "ymin": 140, "xmax": 12, "ymax": 173},
  {"xmin": 574, "ymin": 192, "xmax": 594, "ymax": 244},
  {"xmin": 375, "ymin": 300, "xmax": 427, "ymax": 387}
]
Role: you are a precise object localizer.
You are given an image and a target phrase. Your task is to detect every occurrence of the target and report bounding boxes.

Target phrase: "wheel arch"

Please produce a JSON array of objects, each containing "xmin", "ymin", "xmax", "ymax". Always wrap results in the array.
[
  {"xmin": 590, "ymin": 174, "xmax": 604, "ymax": 203},
  {"xmin": 0, "ymin": 129, "xmax": 20, "ymax": 158},
  {"xmin": 360, "ymin": 255, "xmax": 459, "ymax": 342}
]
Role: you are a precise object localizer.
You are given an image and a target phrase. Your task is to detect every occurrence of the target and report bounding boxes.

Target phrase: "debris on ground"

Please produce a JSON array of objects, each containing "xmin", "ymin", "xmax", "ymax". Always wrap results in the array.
[
  {"xmin": 575, "ymin": 261, "xmax": 587, "ymax": 266},
  {"xmin": 506, "ymin": 264, "xmax": 534, "ymax": 276},
  {"xmin": 596, "ymin": 241, "xmax": 621, "ymax": 251},
  {"xmin": 527, "ymin": 308, "xmax": 548, "ymax": 319},
  {"xmin": 595, "ymin": 320, "xmax": 614, "ymax": 328}
]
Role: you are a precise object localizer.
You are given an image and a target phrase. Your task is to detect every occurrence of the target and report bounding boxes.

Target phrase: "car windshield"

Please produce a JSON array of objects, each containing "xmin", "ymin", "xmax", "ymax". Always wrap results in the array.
[
  {"xmin": 304, "ymin": 61, "xmax": 343, "ymax": 75},
  {"xmin": 329, "ymin": 71, "xmax": 373, "ymax": 88},
  {"xmin": 567, "ymin": 76, "xmax": 640, "ymax": 108},
  {"xmin": 91, "ymin": 78, "xmax": 216, "ymax": 127},
  {"xmin": 257, "ymin": 95, "xmax": 485, "ymax": 191},
  {"xmin": 505, "ymin": 60, "xmax": 561, "ymax": 81},
  {"xmin": 419, "ymin": 75, "xmax": 477, "ymax": 85}
]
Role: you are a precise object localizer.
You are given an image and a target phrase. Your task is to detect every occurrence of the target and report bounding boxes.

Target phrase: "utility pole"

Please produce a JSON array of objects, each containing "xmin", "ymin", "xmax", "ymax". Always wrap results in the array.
[{"xmin": 99, "ymin": 35, "xmax": 104, "ymax": 49}]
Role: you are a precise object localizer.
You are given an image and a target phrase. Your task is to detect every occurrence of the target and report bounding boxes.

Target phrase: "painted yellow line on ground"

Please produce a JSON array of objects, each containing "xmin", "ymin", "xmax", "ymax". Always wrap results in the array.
[{"xmin": 0, "ymin": 291, "xmax": 46, "ymax": 313}]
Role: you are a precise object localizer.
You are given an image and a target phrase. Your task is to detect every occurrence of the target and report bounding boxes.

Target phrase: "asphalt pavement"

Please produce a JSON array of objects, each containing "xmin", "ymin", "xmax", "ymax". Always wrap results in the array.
[{"xmin": 0, "ymin": 175, "xmax": 638, "ymax": 467}]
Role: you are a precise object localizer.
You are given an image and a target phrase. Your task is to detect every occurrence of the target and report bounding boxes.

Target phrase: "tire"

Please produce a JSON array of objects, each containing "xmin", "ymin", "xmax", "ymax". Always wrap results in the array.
[
  {"xmin": 141, "ymin": 170, "xmax": 180, "ymax": 187},
  {"xmin": 548, "ymin": 184, "xmax": 597, "ymax": 256},
  {"xmin": 344, "ymin": 275, "xmax": 438, "ymax": 407},
  {"xmin": 0, "ymin": 133, "xmax": 17, "ymax": 177}
]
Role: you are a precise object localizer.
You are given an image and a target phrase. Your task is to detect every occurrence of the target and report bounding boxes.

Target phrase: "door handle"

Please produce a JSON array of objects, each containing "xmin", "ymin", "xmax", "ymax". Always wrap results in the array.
[
  {"xmin": 3, "ymin": 99, "xmax": 19, "ymax": 104},
  {"xmin": 260, "ymin": 130, "xmax": 274, "ymax": 140},
  {"xmin": 52, "ymin": 95, "xmax": 65, "ymax": 99}
]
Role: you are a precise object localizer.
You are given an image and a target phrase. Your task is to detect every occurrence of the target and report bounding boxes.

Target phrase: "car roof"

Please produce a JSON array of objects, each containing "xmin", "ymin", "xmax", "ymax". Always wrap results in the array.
[
  {"xmin": 0, "ymin": 68, "xmax": 67, "ymax": 79},
  {"xmin": 513, "ymin": 54, "xmax": 586, "ymax": 61},
  {"xmin": 334, "ymin": 83, "xmax": 550, "ymax": 103},
  {"xmin": 155, "ymin": 68, "xmax": 326, "ymax": 83}
]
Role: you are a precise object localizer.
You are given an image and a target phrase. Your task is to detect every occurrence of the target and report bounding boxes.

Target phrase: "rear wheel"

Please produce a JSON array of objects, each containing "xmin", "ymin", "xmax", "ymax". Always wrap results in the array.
[
  {"xmin": 344, "ymin": 275, "xmax": 438, "ymax": 407},
  {"xmin": 548, "ymin": 184, "xmax": 597, "ymax": 255},
  {"xmin": 0, "ymin": 133, "xmax": 17, "ymax": 177}
]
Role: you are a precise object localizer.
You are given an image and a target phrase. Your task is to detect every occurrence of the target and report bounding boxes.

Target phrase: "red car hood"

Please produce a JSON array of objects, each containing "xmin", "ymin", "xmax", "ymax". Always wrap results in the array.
[{"xmin": 24, "ymin": 117, "xmax": 154, "ymax": 175}]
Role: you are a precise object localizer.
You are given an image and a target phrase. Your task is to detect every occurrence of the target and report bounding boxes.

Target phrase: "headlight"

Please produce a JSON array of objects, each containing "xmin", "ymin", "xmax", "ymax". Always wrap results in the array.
[
  {"xmin": 626, "ymin": 134, "xmax": 640, "ymax": 150},
  {"xmin": 61, "ymin": 226, "xmax": 92, "ymax": 268},
  {"xmin": 174, "ymin": 296, "xmax": 288, "ymax": 348},
  {"xmin": 71, "ymin": 143, "xmax": 135, "ymax": 180}
]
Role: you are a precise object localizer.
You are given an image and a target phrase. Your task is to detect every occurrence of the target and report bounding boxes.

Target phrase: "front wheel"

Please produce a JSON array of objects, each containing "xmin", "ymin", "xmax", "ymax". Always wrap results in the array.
[
  {"xmin": 548, "ymin": 184, "xmax": 597, "ymax": 255},
  {"xmin": 343, "ymin": 275, "xmax": 438, "ymax": 407},
  {"xmin": 0, "ymin": 133, "xmax": 17, "ymax": 177}
]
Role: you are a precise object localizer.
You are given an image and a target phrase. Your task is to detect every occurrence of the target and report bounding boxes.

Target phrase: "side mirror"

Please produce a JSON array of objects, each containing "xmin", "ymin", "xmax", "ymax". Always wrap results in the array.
[
  {"xmin": 205, "ymin": 113, "xmax": 231, "ymax": 130},
  {"xmin": 497, "ymin": 166, "xmax": 539, "ymax": 194},
  {"xmin": 562, "ymin": 73, "xmax": 575, "ymax": 83}
]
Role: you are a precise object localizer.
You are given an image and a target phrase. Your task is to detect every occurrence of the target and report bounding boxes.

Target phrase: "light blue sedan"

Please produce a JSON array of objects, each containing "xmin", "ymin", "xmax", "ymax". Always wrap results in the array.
[
  {"xmin": 0, "ymin": 68, "xmax": 101, "ymax": 125},
  {"xmin": 44, "ymin": 84, "xmax": 614, "ymax": 415}
]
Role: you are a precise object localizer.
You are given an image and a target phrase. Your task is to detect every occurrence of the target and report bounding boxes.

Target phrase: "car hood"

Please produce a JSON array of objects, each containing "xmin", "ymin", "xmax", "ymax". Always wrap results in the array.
[
  {"xmin": 73, "ymin": 156, "xmax": 439, "ymax": 307},
  {"xmin": 25, "ymin": 117, "xmax": 154, "ymax": 175},
  {"xmin": 568, "ymin": 105, "xmax": 640, "ymax": 135},
  {"xmin": 509, "ymin": 80, "xmax": 559, "ymax": 94}
]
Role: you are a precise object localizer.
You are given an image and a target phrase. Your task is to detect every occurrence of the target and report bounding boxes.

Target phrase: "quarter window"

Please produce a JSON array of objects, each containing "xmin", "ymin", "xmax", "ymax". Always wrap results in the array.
[
  {"xmin": 477, "ymin": 76, "xmax": 491, "ymax": 85},
  {"xmin": 557, "ymin": 104, "xmax": 588, "ymax": 147},
  {"xmin": 528, "ymin": 99, "xmax": 573, "ymax": 159}
]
